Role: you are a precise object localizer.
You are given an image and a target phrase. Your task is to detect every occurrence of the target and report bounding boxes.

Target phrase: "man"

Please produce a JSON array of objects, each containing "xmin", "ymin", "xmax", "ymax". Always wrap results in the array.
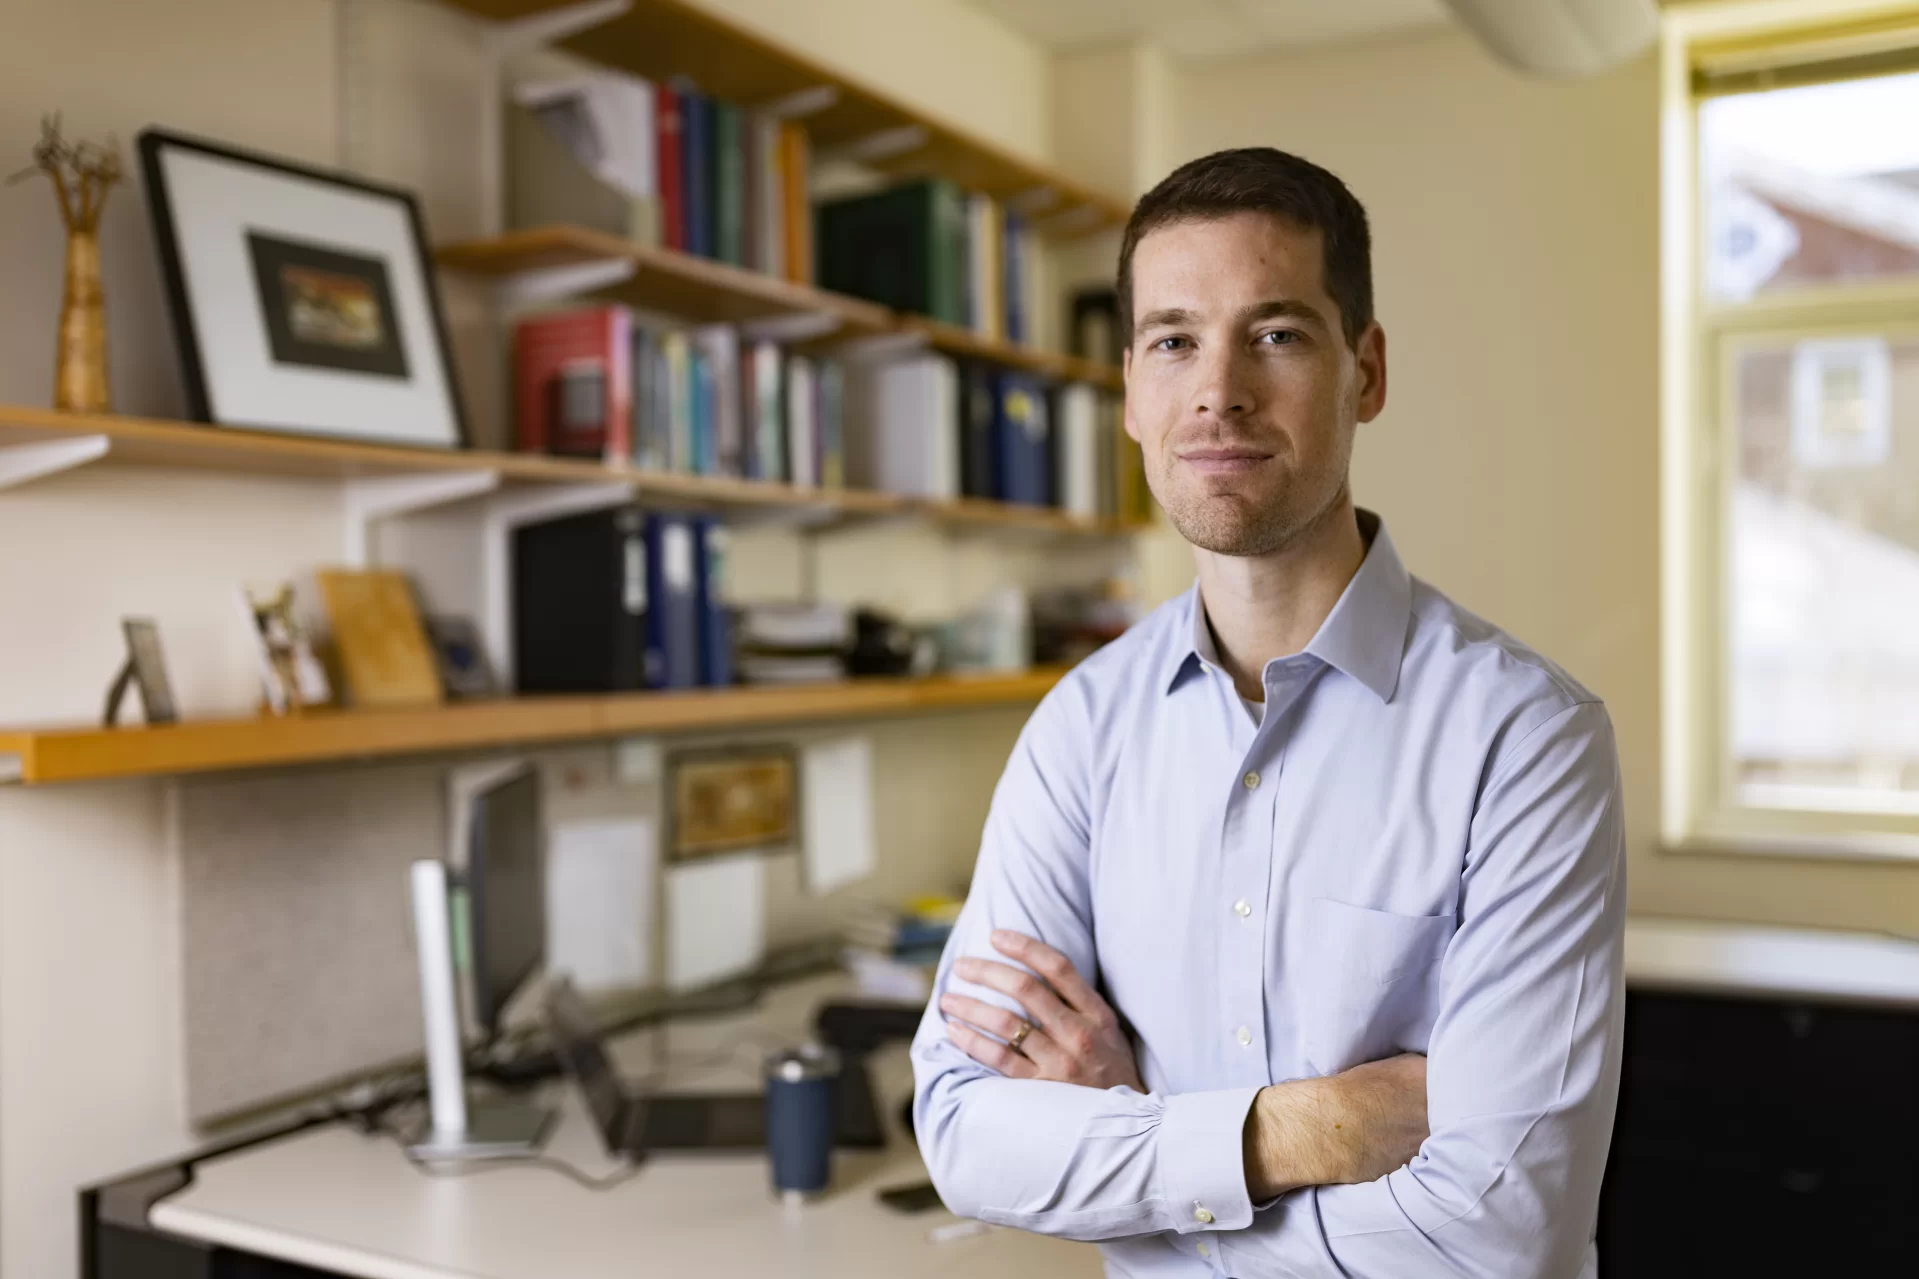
[{"xmin": 910, "ymin": 147, "xmax": 1625, "ymax": 1278}]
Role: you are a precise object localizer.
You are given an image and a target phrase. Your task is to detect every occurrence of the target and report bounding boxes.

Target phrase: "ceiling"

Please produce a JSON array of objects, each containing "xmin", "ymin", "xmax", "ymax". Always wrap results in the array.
[{"xmin": 965, "ymin": 0, "xmax": 1454, "ymax": 64}]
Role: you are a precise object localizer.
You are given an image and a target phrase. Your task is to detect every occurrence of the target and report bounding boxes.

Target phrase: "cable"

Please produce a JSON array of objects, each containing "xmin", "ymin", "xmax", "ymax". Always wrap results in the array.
[{"xmin": 399, "ymin": 1149, "xmax": 646, "ymax": 1193}]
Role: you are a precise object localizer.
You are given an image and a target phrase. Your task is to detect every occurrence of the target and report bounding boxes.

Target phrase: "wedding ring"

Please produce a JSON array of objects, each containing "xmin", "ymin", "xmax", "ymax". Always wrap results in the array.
[{"xmin": 1008, "ymin": 1019, "xmax": 1035, "ymax": 1052}]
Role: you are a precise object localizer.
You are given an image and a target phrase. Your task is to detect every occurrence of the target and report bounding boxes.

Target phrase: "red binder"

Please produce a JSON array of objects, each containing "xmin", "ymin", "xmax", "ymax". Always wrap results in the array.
[{"xmin": 656, "ymin": 83, "xmax": 685, "ymax": 252}]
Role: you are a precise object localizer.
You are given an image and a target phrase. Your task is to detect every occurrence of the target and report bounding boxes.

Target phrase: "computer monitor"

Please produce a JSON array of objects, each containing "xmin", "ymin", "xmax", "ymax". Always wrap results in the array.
[{"xmin": 465, "ymin": 765, "xmax": 545, "ymax": 1042}]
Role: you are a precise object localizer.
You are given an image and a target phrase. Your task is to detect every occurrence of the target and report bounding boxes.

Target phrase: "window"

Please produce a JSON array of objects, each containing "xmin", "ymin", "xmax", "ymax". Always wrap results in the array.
[{"xmin": 1665, "ymin": 3, "xmax": 1919, "ymax": 853}]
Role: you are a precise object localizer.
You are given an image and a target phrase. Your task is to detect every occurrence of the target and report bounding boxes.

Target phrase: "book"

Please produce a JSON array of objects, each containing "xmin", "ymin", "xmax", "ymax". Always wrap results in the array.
[
  {"xmin": 313, "ymin": 569, "xmax": 443, "ymax": 709},
  {"xmin": 994, "ymin": 373, "xmax": 1052, "ymax": 507},
  {"xmin": 692, "ymin": 325, "xmax": 743, "ymax": 477},
  {"xmin": 968, "ymin": 193, "xmax": 1003, "ymax": 342},
  {"xmin": 656, "ymin": 83, "xmax": 684, "ymax": 252},
  {"xmin": 815, "ymin": 179, "xmax": 968, "ymax": 324},
  {"xmin": 1003, "ymin": 209, "xmax": 1027, "ymax": 343},
  {"xmin": 713, "ymin": 100, "xmax": 745, "ymax": 267},
  {"xmin": 785, "ymin": 355, "xmax": 817, "ymax": 487},
  {"xmin": 755, "ymin": 114, "xmax": 785, "ymax": 279},
  {"xmin": 817, "ymin": 360, "xmax": 845, "ymax": 487},
  {"xmin": 662, "ymin": 329, "xmax": 693, "ymax": 472},
  {"xmin": 1057, "ymin": 382, "xmax": 1101, "ymax": 518},
  {"xmin": 779, "ymin": 122, "xmax": 811, "ymax": 284},
  {"xmin": 695, "ymin": 517, "xmax": 733, "ymax": 688},
  {"xmin": 747, "ymin": 339, "xmax": 784, "ymax": 482},
  {"xmin": 681, "ymin": 87, "xmax": 712, "ymax": 258},
  {"xmin": 858, "ymin": 354, "xmax": 959, "ymax": 498},
  {"xmin": 631, "ymin": 323, "xmax": 670, "ymax": 471},
  {"xmin": 958, "ymin": 362, "xmax": 998, "ymax": 499},
  {"xmin": 1111, "ymin": 391, "xmax": 1151, "ymax": 523},
  {"xmin": 687, "ymin": 343, "xmax": 713, "ymax": 474},
  {"xmin": 645, "ymin": 514, "xmax": 700, "ymax": 689},
  {"xmin": 513, "ymin": 306, "xmax": 631, "ymax": 461}
]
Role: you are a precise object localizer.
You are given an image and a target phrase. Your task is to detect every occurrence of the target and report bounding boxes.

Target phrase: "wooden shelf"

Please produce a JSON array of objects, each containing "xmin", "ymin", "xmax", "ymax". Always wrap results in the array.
[
  {"xmin": 901, "ymin": 316, "xmax": 1124, "ymax": 392},
  {"xmin": 441, "ymin": 0, "xmax": 1129, "ymax": 238},
  {"xmin": 0, "ymin": 669, "xmax": 1067, "ymax": 785},
  {"xmin": 437, "ymin": 225, "xmax": 892, "ymax": 338},
  {"xmin": 0, "ymin": 405, "xmax": 1152, "ymax": 534},
  {"xmin": 436, "ymin": 226, "xmax": 1126, "ymax": 392}
]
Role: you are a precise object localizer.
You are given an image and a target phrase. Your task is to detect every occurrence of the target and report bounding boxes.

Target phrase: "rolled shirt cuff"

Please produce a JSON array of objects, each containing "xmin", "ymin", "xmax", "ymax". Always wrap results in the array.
[{"xmin": 1157, "ymin": 1086, "xmax": 1262, "ymax": 1233}]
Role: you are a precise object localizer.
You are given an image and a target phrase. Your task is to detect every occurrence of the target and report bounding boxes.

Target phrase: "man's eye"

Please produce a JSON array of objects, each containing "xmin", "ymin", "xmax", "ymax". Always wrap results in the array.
[
  {"xmin": 1152, "ymin": 336, "xmax": 1190, "ymax": 352},
  {"xmin": 1259, "ymin": 330, "xmax": 1300, "ymax": 346}
]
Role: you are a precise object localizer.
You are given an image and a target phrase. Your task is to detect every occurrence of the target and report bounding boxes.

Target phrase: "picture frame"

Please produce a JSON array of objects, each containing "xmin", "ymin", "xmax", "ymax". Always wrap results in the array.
[
  {"xmin": 665, "ymin": 747, "xmax": 798, "ymax": 863},
  {"xmin": 104, "ymin": 617, "xmax": 179, "ymax": 726},
  {"xmin": 137, "ymin": 128, "xmax": 469, "ymax": 450}
]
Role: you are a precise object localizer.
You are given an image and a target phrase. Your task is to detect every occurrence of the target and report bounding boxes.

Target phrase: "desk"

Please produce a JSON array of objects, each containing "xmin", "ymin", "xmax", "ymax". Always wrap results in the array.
[
  {"xmin": 1605, "ymin": 919, "xmax": 1919, "ymax": 1277},
  {"xmin": 101, "ymin": 974, "xmax": 1100, "ymax": 1279}
]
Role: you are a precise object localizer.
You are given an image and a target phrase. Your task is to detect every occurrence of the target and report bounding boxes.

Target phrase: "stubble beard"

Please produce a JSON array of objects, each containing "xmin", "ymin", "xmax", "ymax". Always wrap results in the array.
[{"xmin": 1152, "ymin": 456, "xmax": 1353, "ymax": 559}]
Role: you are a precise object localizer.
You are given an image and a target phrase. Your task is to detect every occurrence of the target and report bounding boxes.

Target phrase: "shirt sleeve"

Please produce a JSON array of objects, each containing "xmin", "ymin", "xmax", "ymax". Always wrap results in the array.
[
  {"xmin": 1217, "ymin": 699, "xmax": 1627, "ymax": 1279},
  {"xmin": 910, "ymin": 676, "xmax": 1266, "ymax": 1242}
]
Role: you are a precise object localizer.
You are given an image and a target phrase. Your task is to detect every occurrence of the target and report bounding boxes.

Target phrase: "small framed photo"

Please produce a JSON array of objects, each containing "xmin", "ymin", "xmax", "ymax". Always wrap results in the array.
[
  {"xmin": 666, "ymin": 748, "xmax": 798, "ymax": 863},
  {"xmin": 137, "ymin": 128, "xmax": 468, "ymax": 450},
  {"xmin": 113, "ymin": 618, "xmax": 178, "ymax": 725},
  {"xmin": 425, "ymin": 615, "xmax": 498, "ymax": 700}
]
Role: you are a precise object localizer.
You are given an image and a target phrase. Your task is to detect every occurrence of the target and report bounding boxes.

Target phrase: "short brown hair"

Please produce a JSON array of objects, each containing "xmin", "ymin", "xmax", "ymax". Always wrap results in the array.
[{"xmin": 1117, "ymin": 148, "xmax": 1373, "ymax": 349}]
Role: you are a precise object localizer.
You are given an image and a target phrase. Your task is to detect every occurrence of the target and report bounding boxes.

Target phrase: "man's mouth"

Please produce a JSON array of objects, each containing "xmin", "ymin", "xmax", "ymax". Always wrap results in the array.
[{"xmin": 1176, "ymin": 447, "xmax": 1272, "ymax": 476}]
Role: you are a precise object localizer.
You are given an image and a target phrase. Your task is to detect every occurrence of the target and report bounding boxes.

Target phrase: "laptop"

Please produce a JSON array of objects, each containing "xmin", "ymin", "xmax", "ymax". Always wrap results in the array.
[{"xmin": 542, "ymin": 976, "xmax": 884, "ymax": 1157}]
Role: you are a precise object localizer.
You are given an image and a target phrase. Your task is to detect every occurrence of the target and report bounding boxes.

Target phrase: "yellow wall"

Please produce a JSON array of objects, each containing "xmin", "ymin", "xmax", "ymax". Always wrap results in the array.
[{"xmin": 1165, "ymin": 26, "xmax": 1919, "ymax": 933}]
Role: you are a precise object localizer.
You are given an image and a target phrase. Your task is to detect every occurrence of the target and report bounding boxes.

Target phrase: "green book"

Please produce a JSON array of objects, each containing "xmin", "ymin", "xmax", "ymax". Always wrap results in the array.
[
  {"xmin": 714, "ymin": 102, "xmax": 745, "ymax": 267},
  {"xmin": 815, "ymin": 179, "xmax": 968, "ymax": 324}
]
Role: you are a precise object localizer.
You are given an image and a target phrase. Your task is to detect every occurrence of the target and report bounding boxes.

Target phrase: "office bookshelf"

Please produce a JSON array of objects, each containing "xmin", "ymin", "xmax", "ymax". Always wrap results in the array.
[
  {"xmin": 0, "ymin": 1, "xmax": 1144, "ymax": 787},
  {"xmin": 441, "ymin": 0, "xmax": 1130, "ymax": 237},
  {"xmin": 0, "ymin": 667, "xmax": 1068, "ymax": 785}
]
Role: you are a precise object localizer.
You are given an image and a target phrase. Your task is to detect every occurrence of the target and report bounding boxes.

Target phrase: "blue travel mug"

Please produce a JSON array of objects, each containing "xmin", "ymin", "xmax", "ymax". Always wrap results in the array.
[{"xmin": 764, "ymin": 1044, "xmax": 840, "ymax": 1202}]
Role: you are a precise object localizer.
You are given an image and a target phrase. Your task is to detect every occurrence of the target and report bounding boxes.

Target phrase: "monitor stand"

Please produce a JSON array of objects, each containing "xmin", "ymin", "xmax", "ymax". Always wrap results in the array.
[
  {"xmin": 405, "ymin": 1097, "xmax": 553, "ymax": 1162},
  {"xmin": 407, "ymin": 859, "xmax": 552, "ymax": 1162}
]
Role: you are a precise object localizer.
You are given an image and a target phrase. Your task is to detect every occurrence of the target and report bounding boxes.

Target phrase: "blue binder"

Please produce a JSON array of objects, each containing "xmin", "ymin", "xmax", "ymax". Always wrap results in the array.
[
  {"xmin": 993, "ymin": 374, "xmax": 1052, "ymax": 507},
  {"xmin": 694, "ymin": 517, "xmax": 734, "ymax": 688},
  {"xmin": 644, "ymin": 514, "xmax": 701, "ymax": 689}
]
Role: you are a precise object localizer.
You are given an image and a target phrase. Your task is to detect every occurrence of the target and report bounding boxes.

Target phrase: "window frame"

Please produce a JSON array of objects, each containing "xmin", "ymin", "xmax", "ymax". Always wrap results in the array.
[{"xmin": 1662, "ymin": 0, "xmax": 1919, "ymax": 861}]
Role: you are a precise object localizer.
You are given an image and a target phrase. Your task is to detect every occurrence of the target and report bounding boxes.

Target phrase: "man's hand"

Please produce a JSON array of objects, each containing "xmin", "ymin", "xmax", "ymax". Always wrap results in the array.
[
  {"xmin": 1244, "ymin": 1054, "xmax": 1430, "ymax": 1200},
  {"xmin": 939, "ymin": 929, "xmax": 1146, "ymax": 1092}
]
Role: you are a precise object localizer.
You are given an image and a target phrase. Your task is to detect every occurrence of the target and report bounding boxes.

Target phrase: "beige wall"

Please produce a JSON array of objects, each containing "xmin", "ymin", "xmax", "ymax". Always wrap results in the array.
[
  {"xmin": 1166, "ymin": 26, "xmax": 1919, "ymax": 932},
  {"xmin": 0, "ymin": 1, "xmax": 1052, "ymax": 1275}
]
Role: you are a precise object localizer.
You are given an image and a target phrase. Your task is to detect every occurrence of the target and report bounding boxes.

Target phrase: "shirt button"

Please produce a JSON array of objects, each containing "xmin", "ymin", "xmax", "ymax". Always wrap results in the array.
[
  {"xmin": 1242, "ymin": 770, "xmax": 1260, "ymax": 790},
  {"xmin": 1235, "ymin": 1026, "xmax": 1252, "ymax": 1046},
  {"xmin": 1233, "ymin": 899, "xmax": 1251, "ymax": 918},
  {"xmin": 1198, "ymin": 1242, "xmax": 1212, "ymax": 1258},
  {"xmin": 1193, "ymin": 1204, "xmax": 1215, "ymax": 1224}
]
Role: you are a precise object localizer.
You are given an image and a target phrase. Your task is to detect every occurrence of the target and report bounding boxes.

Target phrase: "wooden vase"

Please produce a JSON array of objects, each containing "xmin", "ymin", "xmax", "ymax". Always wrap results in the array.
[{"xmin": 55, "ymin": 225, "xmax": 109, "ymax": 413}]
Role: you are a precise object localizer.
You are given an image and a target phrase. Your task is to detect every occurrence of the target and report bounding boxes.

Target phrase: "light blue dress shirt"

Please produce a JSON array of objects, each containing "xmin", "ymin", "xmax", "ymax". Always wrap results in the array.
[{"xmin": 912, "ymin": 512, "xmax": 1626, "ymax": 1279}]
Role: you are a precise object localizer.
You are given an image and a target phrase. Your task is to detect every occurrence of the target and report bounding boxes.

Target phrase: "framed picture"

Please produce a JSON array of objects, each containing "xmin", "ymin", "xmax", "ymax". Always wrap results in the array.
[
  {"xmin": 104, "ymin": 617, "xmax": 179, "ymax": 726},
  {"xmin": 137, "ymin": 128, "xmax": 468, "ymax": 450},
  {"xmin": 666, "ymin": 748, "xmax": 798, "ymax": 862}
]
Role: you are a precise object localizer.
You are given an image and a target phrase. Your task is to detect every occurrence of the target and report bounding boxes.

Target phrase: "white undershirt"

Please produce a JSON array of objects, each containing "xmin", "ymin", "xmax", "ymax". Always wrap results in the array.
[{"xmin": 1240, "ymin": 694, "xmax": 1265, "ymax": 726}]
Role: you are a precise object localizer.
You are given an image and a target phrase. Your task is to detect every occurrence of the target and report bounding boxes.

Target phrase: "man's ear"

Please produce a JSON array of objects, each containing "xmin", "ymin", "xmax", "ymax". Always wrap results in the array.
[
  {"xmin": 1121, "ymin": 345, "xmax": 1142, "ymax": 443},
  {"xmin": 1355, "ymin": 321, "xmax": 1387, "ymax": 424}
]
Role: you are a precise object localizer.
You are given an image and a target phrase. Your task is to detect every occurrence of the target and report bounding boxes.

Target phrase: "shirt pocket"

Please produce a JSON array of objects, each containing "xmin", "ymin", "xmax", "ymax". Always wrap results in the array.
[{"xmin": 1300, "ymin": 897, "xmax": 1455, "ymax": 1076}]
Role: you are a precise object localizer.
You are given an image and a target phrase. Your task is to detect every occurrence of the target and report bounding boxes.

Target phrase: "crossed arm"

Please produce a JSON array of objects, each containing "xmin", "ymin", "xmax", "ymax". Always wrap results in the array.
[
  {"xmin": 909, "ymin": 687, "xmax": 1627, "ymax": 1277},
  {"xmin": 941, "ymin": 929, "xmax": 1431, "ymax": 1201}
]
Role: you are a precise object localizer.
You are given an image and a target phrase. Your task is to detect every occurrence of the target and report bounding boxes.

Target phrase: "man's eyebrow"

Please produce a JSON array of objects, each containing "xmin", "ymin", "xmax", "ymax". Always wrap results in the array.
[
  {"xmin": 1135, "ymin": 307, "xmax": 1198, "ymax": 332},
  {"xmin": 1239, "ymin": 299, "xmax": 1330, "ymax": 331}
]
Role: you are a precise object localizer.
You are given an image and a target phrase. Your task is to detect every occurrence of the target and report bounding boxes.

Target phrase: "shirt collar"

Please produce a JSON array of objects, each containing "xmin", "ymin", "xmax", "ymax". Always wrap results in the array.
[{"xmin": 1163, "ymin": 509, "xmax": 1412, "ymax": 703}]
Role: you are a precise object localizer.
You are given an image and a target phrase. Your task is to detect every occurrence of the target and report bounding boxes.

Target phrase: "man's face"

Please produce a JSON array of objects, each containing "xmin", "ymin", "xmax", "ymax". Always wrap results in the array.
[{"xmin": 1123, "ymin": 212, "xmax": 1386, "ymax": 557}]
